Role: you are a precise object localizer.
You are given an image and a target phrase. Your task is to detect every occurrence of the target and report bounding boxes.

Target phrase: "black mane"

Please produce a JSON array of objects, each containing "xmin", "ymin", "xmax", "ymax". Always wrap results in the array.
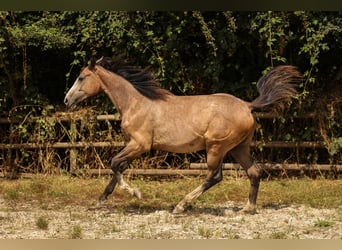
[{"xmin": 96, "ymin": 56, "xmax": 172, "ymax": 100}]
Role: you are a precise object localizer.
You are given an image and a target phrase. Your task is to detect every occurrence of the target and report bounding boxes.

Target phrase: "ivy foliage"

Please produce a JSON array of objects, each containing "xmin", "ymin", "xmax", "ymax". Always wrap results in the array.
[{"xmin": 1, "ymin": 11, "xmax": 341, "ymax": 104}]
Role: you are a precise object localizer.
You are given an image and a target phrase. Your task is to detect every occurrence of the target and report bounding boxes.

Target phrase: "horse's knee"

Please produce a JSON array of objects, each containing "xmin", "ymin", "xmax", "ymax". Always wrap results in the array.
[
  {"xmin": 247, "ymin": 164, "xmax": 262, "ymax": 184},
  {"xmin": 203, "ymin": 166, "xmax": 223, "ymax": 192},
  {"xmin": 214, "ymin": 167, "xmax": 223, "ymax": 183},
  {"xmin": 110, "ymin": 158, "xmax": 118, "ymax": 171},
  {"xmin": 111, "ymin": 157, "xmax": 128, "ymax": 173}
]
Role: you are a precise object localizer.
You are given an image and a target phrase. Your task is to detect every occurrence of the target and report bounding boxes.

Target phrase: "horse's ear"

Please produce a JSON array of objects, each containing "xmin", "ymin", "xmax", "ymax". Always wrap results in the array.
[
  {"xmin": 96, "ymin": 56, "xmax": 104, "ymax": 64},
  {"xmin": 88, "ymin": 57, "xmax": 96, "ymax": 70}
]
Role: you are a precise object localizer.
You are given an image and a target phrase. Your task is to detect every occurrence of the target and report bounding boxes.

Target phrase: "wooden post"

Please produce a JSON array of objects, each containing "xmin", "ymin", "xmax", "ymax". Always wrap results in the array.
[{"xmin": 69, "ymin": 119, "xmax": 77, "ymax": 173}]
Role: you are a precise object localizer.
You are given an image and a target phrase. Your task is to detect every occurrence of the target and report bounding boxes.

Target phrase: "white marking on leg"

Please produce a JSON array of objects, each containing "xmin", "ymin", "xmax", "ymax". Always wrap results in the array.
[
  {"xmin": 240, "ymin": 201, "xmax": 257, "ymax": 214},
  {"xmin": 116, "ymin": 172, "xmax": 141, "ymax": 198},
  {"xmin": 173, "ymin": 185, "xmax": 205, "ymax": 214}
]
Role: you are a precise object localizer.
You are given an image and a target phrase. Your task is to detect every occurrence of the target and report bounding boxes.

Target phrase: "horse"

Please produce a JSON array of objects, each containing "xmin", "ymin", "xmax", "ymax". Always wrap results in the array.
[{"xmin": 64, "ymin": 56, "xmax": 302, "ymax": 214}]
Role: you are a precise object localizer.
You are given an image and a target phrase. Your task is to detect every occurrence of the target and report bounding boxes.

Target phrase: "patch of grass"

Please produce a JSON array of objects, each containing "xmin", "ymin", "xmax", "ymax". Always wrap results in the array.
[
  {"xmin": 197, "ymin": 226, "xmax": 213, "ymax": 238},
  {"xmin": 0, "ymin": 175, "xmax": 106, "ymax": 207},
  {"xmin": 181, "ymin": 220, "xmax": 191, "ymax": 231},
  {"xmin": 154, "ymin": 231, "xmax": 174, "ymax": 239},
  {"xmin": 0, "ymin": 175, "xmax": 341, "ymax": 211},
  {"xmin": 222, "ymin": 228, "xmax": 240, "ymax": 239},
  {"xmin": 111, "ymin": 225, "xmax": 121, "ymax": 233},
  {"xmin": 3, "ymin": 188, "xmax": 20, "ymax": 201},
  {"xmin": 36, "ymin": 216, "xmax": 49, "ymax": 230},
  {"xmin": 268, "ymin": 231, "xmax": 288, "ymax": 239},
  {"xmin": 70, "ymin": 224, "xmax": 83, "ymax": 239},
  {"xmin": 29, "ymin": 180, "xmax": 50, "ymax": 194},
  {"xmin": 314, "ymin": 219, "xmax": 334, "ymax": 228},
  {"xmin": 128, "ymin": 223, "xmax": 153, "ymax": 239},
  {"xmin": 257, "ymin": 178, "xmax": 342, "ymax": 209}
]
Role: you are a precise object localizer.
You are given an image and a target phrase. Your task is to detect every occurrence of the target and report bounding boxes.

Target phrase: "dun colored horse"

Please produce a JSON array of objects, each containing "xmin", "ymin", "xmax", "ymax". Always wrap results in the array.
[{"xmin": 64, "ymin": 56, "xmax": 302, "ymax": 214}]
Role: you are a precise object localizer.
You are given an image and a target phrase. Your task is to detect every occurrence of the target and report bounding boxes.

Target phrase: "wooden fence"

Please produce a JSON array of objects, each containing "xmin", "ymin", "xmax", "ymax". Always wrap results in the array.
[{"xmin": 0, "ymin": 112, "xmax": 340, "ymax": 178}]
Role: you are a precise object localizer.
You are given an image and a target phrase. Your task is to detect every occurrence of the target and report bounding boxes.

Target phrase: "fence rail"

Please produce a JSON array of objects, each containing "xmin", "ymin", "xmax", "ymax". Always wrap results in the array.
[
  {"xmin": 0, "ymin": 141, "xmax": 125, "ymax": 149},
  {"xmin": 0, "ymin": 140, "xmax": 325, "ymax": 150},
  {"xmin": 85, "ymin": 163, "xmax": 342, "ymax": 178}
]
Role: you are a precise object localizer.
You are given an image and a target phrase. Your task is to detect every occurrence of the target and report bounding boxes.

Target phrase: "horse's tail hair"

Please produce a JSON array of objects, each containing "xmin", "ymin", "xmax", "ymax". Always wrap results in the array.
[{"xmin": 250, "ymin": 65, "xmax": 303, "ymax": 112}]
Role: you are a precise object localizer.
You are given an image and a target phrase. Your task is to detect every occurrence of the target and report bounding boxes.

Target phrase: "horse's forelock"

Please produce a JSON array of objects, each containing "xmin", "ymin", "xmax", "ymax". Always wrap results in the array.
[{"xmin": 88, "ymin": 57, "xmax": 97, "ymax": 70}]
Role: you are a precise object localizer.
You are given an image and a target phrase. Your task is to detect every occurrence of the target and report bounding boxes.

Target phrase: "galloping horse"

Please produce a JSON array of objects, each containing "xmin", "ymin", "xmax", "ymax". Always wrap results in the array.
[{"xmin": 64, "ymin": 56, "xmax": 302, "ymax": 214}]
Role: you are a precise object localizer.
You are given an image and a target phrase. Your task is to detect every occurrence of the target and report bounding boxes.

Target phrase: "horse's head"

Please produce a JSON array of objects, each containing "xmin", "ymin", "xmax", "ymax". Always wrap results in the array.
[{"xmin": 64, "ymin": 58, "xmax": 102, "ymax": 109}]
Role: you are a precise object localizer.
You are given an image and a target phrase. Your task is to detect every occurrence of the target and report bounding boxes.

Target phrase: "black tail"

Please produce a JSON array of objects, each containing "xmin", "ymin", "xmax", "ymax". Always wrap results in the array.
[{"xmin": 250, "ymin": 65, "xmax": 303, "ymax": 112}]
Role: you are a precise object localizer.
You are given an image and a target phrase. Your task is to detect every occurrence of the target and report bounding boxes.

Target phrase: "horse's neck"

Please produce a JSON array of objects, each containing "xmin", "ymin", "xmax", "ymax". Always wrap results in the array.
[{"xmin": 95, "ymin": 66, "xmax": 146, "ymax": 115}]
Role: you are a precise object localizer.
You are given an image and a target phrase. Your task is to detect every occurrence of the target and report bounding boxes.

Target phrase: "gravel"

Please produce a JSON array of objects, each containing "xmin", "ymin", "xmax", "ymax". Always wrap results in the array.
[{"xmin": 0, "ymin": 197, "xmax": 341, "ymax": 239}]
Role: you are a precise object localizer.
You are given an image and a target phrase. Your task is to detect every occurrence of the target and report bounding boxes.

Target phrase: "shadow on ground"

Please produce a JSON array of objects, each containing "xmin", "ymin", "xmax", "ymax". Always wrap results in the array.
[{"xmin": 88, "ymin": 201, "xmax": 291, "ymax": 217}]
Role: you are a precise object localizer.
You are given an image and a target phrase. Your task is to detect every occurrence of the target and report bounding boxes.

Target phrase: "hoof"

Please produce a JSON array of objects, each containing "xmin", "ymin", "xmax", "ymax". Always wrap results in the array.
[
  {"xmin": 239, "ymin": 204, "xmax": 257, "ymax": 215},
  {"xmin": 133, "ymin": 188, "xmax": 141, "ymax": 199},
  {"xmin": 97, "ymin": 195, "xmax": 107, "ymax": 206},
  {"xmin": 172, "ymin": 204, "xmax": 185, "ymax": 214},
  {"xmin": 96, "ymin": 200, "xmax": 105, "ymax": 207}
]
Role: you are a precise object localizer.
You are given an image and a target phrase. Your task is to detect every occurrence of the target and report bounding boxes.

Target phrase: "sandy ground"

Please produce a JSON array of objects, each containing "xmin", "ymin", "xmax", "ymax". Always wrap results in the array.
[{"xmin": 0, "ymin": 197, "xmax": 341, "ymax": 239}]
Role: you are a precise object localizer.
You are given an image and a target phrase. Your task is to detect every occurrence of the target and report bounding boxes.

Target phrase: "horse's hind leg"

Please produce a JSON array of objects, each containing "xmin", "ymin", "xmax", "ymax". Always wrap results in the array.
[
  {"xmin": 230, "ymin": 142, "xmax": 262, "ymax": 214},
  {"xmin": 172, "ymin": 163, "xmax": 223, "ymax": 214},
  {"xmin": 173, "ymin": 145, "xmax": 224, "ymax": 214}
]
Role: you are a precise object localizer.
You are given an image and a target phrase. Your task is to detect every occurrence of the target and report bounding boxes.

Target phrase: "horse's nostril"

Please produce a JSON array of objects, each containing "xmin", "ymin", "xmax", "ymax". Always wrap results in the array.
[{"xmin": 64, "ymin": 98, "xmax": 68, "ymax": 105}]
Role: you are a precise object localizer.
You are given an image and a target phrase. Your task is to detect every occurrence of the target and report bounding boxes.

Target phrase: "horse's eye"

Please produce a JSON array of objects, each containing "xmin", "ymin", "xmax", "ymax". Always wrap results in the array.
[{"xmin": 78, "ymin": 76, "xmax": 85, "ymax": 81}]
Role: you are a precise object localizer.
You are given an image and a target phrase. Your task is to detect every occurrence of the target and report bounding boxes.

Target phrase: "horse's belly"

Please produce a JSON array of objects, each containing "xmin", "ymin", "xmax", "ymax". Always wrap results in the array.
[{"xmin": 152, "ymin": 135, "xmax": 205, "ymax": 153}]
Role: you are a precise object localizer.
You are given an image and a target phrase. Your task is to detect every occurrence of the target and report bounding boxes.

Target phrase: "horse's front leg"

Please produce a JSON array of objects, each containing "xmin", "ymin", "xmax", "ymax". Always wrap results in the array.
[
  {"xmin": 98, "ymin": 140, "xmax": 148, "ymax": 204},
  {"xmin": 98, "ymin": 174, "xmax": 117, "ymax": 204},
  {"xmin": 116, "ymin": 169, "xmax": 141, "ymax": 198},
  {"xmin": 98, "ymin": 171, "xmax": 141, "ymax": 205}
]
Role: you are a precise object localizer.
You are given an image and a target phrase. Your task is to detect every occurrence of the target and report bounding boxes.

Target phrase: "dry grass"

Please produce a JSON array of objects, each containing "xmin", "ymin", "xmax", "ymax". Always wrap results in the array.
[
  {"xmin": 0, "ymin": 175, "xmax": 341, "ymax": 211},
  {"xmin": 1, "ymin": 175, "xmax": 341, "ymax": 239}
]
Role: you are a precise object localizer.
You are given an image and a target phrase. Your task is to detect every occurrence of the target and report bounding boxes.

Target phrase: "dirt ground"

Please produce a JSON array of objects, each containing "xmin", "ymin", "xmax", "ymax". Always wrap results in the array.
[{"xmin": 0, "ymin": 196, "xmax": 341, "ymax": 239}]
